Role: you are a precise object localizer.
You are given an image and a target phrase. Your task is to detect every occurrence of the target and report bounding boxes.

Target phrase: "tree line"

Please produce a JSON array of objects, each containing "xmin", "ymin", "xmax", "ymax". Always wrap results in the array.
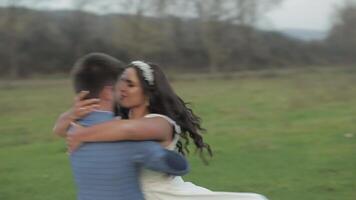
[{"xmin": 0, "ymin": 0, "xmax": 355, "ymax": 78}]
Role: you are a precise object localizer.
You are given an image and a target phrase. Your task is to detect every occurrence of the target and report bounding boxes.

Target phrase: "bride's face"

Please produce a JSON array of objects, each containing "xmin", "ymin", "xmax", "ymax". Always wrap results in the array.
[{"xmin": 115, "ymin": 67, "xmax": 147, "ymax": 109}]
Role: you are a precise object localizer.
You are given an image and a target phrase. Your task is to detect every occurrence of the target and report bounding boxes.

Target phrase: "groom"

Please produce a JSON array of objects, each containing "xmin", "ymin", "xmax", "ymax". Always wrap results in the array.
[{"xmin": 54, "ymin": 53, "xmax": 188, "ymax": 200}]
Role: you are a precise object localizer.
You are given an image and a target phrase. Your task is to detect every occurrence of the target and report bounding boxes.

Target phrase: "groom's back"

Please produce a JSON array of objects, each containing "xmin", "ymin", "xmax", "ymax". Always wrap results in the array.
[{"xmin": 70, "ymin": 111, "xmax": 144, "ymax": 200}]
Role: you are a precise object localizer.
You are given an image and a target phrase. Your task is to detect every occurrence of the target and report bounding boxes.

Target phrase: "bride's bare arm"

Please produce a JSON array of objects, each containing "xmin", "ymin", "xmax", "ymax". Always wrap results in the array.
[
  {"xmin": 53, "ymin": 91, "xmax": 100, "ymax": 137},
  {"xmin": 53, "ymin": 110, "xmax": 74, "ymax": 137}
]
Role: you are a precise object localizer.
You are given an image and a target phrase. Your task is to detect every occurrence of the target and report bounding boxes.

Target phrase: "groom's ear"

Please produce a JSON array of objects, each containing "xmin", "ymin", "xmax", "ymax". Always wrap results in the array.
[{"xmin": 100, "ymin": 86, "xmax": 114, "ymax": 100}]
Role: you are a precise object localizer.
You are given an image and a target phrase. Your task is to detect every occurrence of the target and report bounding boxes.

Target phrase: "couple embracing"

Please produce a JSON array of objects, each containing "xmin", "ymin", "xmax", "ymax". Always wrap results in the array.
[{"xmin": 53, "ymin": 53, "xmax": 268, "ymax": 200}]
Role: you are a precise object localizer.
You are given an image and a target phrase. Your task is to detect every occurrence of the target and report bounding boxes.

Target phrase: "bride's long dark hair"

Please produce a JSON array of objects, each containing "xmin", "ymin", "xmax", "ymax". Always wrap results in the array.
[{"xmin": 120, "ymin": 62, "xmax": 212, "ymax": 163}]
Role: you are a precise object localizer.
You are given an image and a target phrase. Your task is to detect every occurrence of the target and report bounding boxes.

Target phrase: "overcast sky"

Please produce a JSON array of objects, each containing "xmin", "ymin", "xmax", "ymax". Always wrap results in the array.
[
  {"xmin": 2, "ymin": 0, "xmax": 349, "ymax": 31},
  {"xmin": 265, "ymin": 0, "xmax": 344, "ymax": 31}
]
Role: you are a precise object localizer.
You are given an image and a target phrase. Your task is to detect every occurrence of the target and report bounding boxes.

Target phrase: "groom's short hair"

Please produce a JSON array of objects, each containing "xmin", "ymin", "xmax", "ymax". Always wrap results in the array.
[{"xmin": 71, "ymin": 52, "xmax": 125, "ymax": 99}]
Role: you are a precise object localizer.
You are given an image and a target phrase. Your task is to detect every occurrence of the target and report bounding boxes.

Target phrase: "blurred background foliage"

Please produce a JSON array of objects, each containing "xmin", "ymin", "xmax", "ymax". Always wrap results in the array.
[{"xmin": 0, "ymin": 0, "xmax": 355, "ymax": 78}]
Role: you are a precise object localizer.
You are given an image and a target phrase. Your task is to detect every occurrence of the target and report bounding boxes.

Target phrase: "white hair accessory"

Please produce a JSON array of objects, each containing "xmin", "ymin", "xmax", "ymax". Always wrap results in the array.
[{"xmin": 131, "ymin": 61, "xmax": 154, "ymax": 85}]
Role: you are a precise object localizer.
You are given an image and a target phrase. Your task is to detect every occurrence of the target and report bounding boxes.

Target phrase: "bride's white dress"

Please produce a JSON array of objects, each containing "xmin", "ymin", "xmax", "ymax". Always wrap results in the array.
[{"xmin": 140, "ymin": 114, "xmax": 268, "ymax": 200}]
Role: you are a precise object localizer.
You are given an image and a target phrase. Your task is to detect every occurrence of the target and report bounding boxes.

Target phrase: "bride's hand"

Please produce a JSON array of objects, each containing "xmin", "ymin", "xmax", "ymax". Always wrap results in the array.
[
  {"xmin": 66, "ymin": 122, "xmax": 85, "ymax": 154},
  {"xmin": 69, "ymin": 91, "xmax": 100, "ymax": 120}
]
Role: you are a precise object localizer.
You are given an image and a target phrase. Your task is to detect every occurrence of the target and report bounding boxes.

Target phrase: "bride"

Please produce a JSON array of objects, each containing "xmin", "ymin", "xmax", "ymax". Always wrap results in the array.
[{"xmin": 62, "ymin": 61, "xmax": 268, "ymax": 200}]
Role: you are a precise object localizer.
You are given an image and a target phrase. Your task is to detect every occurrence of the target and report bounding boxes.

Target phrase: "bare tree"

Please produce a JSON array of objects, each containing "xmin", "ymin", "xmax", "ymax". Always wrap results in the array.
[
  {"xmin": 0, "ymin": 0, "xmax": 53, "ymax": 77},
  {"xmin": 327, "ymin": 0, "xmax": 356, "ymax": 62},
  {"xmin": 191, "ymin": 0, "xmax": 283, "ymax": 73},
  {"xmin": 111, "ymin": 0, "xmax": 174, "ymax": 60},
  {"xmin": 2, "ymin": 0, "xmax": 21, "ymax": 77},
  {"xmin": 1, "ymin": 0, "xmax": 32, "ymax": 77}
]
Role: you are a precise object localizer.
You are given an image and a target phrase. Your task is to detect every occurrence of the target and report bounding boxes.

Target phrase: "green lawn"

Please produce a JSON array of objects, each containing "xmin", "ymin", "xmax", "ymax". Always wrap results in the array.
[{"xmin": 0, "ymin": 68, "xmax": 355, "ymax": 200}]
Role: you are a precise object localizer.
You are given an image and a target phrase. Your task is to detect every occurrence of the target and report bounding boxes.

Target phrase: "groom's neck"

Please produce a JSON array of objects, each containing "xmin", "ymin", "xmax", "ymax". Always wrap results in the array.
[{"xmin": 97, "ymin": 99, "xmax": 114, "ymax": 112}]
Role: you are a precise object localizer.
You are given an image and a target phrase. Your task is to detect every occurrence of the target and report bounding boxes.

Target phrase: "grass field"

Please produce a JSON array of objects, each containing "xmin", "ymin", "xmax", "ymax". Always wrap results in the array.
[{"xmin": 0, "ymin": 67, "xmax": 355, "ymax": 200}]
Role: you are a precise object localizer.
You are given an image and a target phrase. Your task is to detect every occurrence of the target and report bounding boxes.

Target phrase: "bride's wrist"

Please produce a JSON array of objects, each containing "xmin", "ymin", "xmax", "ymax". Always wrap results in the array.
[{"xmin": 67, "ymin": 109, "xmax": 78, "ymax": 121}]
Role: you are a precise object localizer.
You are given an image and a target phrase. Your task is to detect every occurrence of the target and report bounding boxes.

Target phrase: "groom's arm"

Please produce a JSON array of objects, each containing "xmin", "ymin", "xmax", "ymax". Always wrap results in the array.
[{"xmin": 133, "ymin": 141, "xmax": 189, "ymax": 176}]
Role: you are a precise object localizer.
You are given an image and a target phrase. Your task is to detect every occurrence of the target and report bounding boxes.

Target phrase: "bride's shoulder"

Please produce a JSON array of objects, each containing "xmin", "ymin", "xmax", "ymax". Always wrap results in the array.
[{"xmin": 144, "ymin": 114, "xmax": 181, "ymax": 134}]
